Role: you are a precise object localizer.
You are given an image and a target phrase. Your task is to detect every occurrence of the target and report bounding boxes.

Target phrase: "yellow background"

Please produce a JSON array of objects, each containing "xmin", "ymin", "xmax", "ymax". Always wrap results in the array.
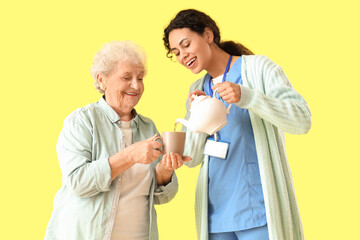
[{"xmin": 1, "ymin": 0, "xmax": 359, "ymax": 239}]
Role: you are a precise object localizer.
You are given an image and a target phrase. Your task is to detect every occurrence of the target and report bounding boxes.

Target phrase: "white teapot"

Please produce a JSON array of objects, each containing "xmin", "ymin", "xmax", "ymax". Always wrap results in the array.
[{"xmin": 176, "ymin": 89, "xmax": 232, "ymax": 135}]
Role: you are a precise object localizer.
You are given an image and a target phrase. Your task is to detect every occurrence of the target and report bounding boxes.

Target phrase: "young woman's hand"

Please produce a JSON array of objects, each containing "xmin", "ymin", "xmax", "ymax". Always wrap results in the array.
[
  {"xmin": 188, "ymin": 90, "xmax": 206, "ymax": 106},
  {"xmin": 212, "ymin": 81, "xmax": 241, "ymax": 103}
]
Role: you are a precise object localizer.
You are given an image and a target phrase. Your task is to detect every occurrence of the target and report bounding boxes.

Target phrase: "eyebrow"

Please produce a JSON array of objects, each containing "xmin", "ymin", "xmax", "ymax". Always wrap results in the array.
[
  {"xmin": 170, "ymin": 38, "xmax": 188, "ymax": 51},
  {"xmin": 121, "ymin": 70, "xmax": 145, "ymax": 75}
]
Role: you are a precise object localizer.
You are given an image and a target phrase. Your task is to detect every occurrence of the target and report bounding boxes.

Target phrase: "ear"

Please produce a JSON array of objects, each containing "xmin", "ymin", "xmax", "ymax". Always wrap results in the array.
[
  {"xmin": 203, "ymin": 27, "xmax": 214, "ymax": 44},
  {"xmin": 97, "ymin": 74, "xmax": 106, "ymax": 90}
]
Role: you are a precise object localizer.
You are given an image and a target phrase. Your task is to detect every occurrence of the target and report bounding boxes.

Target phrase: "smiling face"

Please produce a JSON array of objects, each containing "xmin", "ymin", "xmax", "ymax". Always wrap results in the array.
[
  {"xmin": 99, "ymin": 61, "xmax": 145, "ymax": 119},
  {"xmin": 168, "ymin": 28, "xmax": 213, "ymax": 74}
]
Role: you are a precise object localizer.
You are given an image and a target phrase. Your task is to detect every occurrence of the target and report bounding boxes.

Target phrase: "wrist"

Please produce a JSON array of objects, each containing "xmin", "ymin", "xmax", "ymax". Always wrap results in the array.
[
  {"xmin": 125, "ymin": 145, "xmax": 137, "ymax": 165},
  {"xmin": 108, "ymin": 148, "xmax": 135, "ymax": 181},
  {"xmin": 156, "ymin": 163, "xmax": 174, "ymax": 185},
  {"xmin": 156, "ymin": 162, "xmax": 173, "ymax": 175}
]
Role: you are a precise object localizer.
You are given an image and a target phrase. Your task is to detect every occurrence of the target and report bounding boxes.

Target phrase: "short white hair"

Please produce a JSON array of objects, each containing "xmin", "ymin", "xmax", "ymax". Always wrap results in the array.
[{"xmin": 90, "ymin": 40, "xmax": 147, "ymax": 93}]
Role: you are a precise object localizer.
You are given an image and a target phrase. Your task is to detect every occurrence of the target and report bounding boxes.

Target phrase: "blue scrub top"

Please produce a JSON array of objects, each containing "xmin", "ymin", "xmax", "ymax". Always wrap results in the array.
[{"xmin": 204, "ymin": 57, "xmax": 267, "ymax": 233}]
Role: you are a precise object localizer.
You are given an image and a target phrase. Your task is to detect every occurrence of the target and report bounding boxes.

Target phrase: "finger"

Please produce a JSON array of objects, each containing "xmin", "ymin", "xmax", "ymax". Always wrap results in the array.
[
  {"xmin": 189, "ymin": 90, "xmax": 206, "ymax": 98},
  {"xmin": 147, "ymin": 133, "xmax": 159, "ymax": 141},
  {"xmin": 222, "ymin": 86, "xmax": 240, "ymax": 103},
  {"xmin": 182, "ymin": 156, "xmax": 193, "ymax": 162},
  {"xmin": 211, "ymin": 83, "xmax": 220, "ymax": 90},
  {"xmin": 219, "ymin": 87, "xmax": 236, "ymax": 101},
  {"xmin": 189, "ymin": 90, "xmax": 206, "ymax": 106},
  {"xmin": 152, "ymin": 149, "xmax": 161, "ymax": 159},
  {"xmin": 212, "ymin": 82, "xmax": 225, "ymax": 91},
  {"xmin": 189, "ymin": 96, "xmax": 194, "ymax": 105},
  {"xmin": 221, "ymin": 91, "xmax": 232, "ymax": 101},
  {"xmin": 166, "ymin": 155, "xmax": 171, "ymax": 169},
  {"xmin": 213, "ymin": 81, "xmax": 234, "ymax": 92},
  {"xmin": 176, "ymin": 153, "xmax": 183, "ymax": 169},
  {"xmin": 222, "ymin": 94, "xmax": 235, "ymax": 104},
  {"xmin": 216, "ymin": 87, "xmax": 228, "ymax": 97},
  {"xmin": 170, "ymin": 152, "xmax": 177, "ymax": 169},
  {"xmin": 175, "ymin": 153, "xmax": 183, "ymax": 168},
  {"xmin": 213, "ymin": 86, "xmax": 228, "ymax": 98},
  {"xmin": 193, "ymin": 90, "xmax": 206, "ymax": 95},
  {"xmin": 152, "ymin": 141, "xmax": 162, "ymax": 149},
  {"xmin": 161, "ymin": 153, "xmax": 168, "ymax": 164}
]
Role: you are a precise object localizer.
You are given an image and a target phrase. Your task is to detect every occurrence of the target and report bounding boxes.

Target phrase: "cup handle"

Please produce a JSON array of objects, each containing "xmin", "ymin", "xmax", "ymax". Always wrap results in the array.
[{"xmin": 153, "ymin": 137, "xmax": 164, "ymax": 154}]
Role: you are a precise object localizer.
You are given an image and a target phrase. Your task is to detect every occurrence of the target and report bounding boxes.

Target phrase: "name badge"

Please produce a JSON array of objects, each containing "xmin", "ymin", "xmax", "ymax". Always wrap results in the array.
[{"xmin": 203, "ymin": 138, "xmax": 229, "ymax": 159}]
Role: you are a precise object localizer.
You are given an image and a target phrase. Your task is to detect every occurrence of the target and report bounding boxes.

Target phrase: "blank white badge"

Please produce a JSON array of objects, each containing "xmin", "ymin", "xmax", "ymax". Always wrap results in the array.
[{"xmin": 203, "ymin": 138, "xmax": 229, "ymax": 159}]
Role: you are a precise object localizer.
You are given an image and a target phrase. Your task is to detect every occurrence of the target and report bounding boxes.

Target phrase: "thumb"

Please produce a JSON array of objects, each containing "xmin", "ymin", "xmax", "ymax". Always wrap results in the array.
[
  {"xmin": 182, "ymin": 156, "xmax": 192, "ymax": 162},
  {"xmin": 211, "ymin": 83, "xmax": 222, "ymax": 90},
  {"xmin": 147, "ymin": 133, "xmax": 159, "ymax": 141}
]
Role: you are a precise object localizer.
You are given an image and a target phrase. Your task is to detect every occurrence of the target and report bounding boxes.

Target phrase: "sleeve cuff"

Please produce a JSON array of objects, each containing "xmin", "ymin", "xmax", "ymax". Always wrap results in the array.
[
  {"xmin": 154, "ymin": 172, "xmax": 178, "ymax": 196},
  {"xmin": 235, "ymin": 84, "xmax": 253, "ymax": 108},
  {"xmin": 92, "ymin": 157, "xmax": 112, "ymax": 192}
]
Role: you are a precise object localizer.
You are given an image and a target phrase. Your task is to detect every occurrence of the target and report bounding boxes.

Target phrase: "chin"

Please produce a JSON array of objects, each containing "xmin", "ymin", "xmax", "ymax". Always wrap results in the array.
[{"xmin": 191, "ymin": 68, "xmax": 203, "ymax": 74}]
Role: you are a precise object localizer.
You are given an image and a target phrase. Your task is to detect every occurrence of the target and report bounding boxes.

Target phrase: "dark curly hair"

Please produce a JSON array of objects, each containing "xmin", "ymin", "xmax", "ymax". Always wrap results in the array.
[{"xmin": 163, "ymin": 9, "xmax": 254, "ymax": 58}]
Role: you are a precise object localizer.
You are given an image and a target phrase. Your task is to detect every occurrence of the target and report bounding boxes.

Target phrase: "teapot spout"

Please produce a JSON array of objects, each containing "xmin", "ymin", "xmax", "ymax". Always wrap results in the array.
[{"xmin": 176, "ymin": 119, "xmax": 190, "ymax": 131}]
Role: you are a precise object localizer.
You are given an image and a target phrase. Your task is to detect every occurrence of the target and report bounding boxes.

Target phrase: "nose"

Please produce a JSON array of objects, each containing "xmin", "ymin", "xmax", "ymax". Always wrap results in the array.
[
  {"xmin": 179, "ymin": 50, "xmax": 189, "ymax": 64},
  {"xmin": 130, "ymin": 78, "xmax": 138, "ymax": 89}
]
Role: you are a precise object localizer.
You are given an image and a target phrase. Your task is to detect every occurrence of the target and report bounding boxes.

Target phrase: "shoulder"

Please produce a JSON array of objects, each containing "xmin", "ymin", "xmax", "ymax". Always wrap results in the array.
[
  {"xmin": 137, "ymin": 113, "xmax": 155, "ymax": 126},
  {"xmin": 242, "ymin": 55, "xmax": 279, "ymax": 71},
  {"xmin": 63, "ymin": 102, "xmax": 100, "ymax": 128}
]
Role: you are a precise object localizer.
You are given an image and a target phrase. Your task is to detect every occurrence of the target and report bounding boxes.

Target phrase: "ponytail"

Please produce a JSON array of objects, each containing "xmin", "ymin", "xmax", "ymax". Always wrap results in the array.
[{"xmin": 218, "ymin": 41, "xmax": 254, "ymax": 56}]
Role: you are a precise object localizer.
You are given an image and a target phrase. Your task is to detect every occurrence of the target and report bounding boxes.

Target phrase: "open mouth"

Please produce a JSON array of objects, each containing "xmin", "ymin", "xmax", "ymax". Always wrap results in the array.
[
  {"xmin": 186, "ymin": 57, "xmax": 197, "ymax": 67},
  {"xmin": 125, "ymin": 92, "xmax": 137, "ymax": 96}
]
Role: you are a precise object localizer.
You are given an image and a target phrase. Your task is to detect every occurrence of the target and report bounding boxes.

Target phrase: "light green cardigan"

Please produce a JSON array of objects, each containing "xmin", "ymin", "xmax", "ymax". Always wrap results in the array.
[{"xmin": 183, "ymin": 55, "xmax": 312, "ymax": 240}]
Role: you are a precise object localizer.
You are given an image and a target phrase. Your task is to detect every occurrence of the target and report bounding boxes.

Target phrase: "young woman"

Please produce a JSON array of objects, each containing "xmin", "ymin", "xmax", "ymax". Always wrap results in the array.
[{"xmin": 163, "ymin": 9, "xmax": 312, "ymax": 240}]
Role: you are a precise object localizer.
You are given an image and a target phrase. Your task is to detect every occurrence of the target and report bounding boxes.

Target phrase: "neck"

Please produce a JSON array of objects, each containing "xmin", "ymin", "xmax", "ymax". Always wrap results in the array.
[
  {"xmin": 104, "ymin": 95, "xmax": 134, "ymax": 121},
  {"xmin": 206, "ymin": 46, "xmax": 231, "ymax": 78},
  {"xmin": 117, "ymin": 110, "xmax": 133, "ymax": 122}
]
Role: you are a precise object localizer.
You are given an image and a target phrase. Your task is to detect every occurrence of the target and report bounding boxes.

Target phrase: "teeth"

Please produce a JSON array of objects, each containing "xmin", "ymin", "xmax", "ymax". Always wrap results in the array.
[
  {"xmin": 126, "ymin": 93, "xmax": 136, "ymax": 96},
  {"xmin": 187, "ymin": 58, "xmax": 196, "ymax": 66}
]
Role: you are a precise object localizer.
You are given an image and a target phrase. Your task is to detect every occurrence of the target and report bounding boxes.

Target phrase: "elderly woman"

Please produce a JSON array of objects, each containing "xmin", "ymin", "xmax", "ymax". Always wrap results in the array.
[{"xmin": 45, "ymin": 41, "xmax": 190, "ymax": 240}]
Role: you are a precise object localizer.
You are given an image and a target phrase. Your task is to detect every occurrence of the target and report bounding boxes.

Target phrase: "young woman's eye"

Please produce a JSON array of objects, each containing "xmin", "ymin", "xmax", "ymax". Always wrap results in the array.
[
  {"xmin": 172, "ymin": 50, "xmax": 180, "ymax": 56},
  {"xmin": 185, "ymin": 43, "xmax": 190, "ymax": 48}
]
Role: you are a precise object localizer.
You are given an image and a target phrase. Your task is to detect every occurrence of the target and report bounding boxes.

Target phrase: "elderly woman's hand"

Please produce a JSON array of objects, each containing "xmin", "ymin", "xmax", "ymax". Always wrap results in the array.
[
  {"xmin": 109, "ymin": 134, "xmax": 162, "ymax": 181},
  {"xmin": 155, "ymin": 153, "xmax": 192, "ymax": 186},
  {"xmin": 158, "ymin": 153, "xmax": 192, "ymax": 171},
  {"xmin": 127, "ymin": 134, "xmax": 162, "ymax": 164}
]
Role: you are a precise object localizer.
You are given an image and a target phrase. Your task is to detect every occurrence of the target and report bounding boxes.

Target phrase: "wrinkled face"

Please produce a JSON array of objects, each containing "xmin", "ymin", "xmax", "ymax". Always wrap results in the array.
[
  {"xmin": 102, "ymin": 61, "xmax": 144, "ymax": 113},
  {"xmin": 168, "ymin": 28, "xmax": 212, "ymax": 74}
]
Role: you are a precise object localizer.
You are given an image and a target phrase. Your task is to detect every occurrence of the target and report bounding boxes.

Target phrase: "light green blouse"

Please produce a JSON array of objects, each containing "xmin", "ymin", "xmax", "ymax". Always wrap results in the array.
[{"xmin": 45, "ymin": 96, "xmax": 178, "ymax": 240}]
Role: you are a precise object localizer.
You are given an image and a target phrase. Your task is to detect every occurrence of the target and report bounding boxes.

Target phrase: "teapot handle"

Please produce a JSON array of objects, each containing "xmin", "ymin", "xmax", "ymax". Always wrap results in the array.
[{"xmin": 213, "ymin": 88, "xmax": 232, "ymax": 114}]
